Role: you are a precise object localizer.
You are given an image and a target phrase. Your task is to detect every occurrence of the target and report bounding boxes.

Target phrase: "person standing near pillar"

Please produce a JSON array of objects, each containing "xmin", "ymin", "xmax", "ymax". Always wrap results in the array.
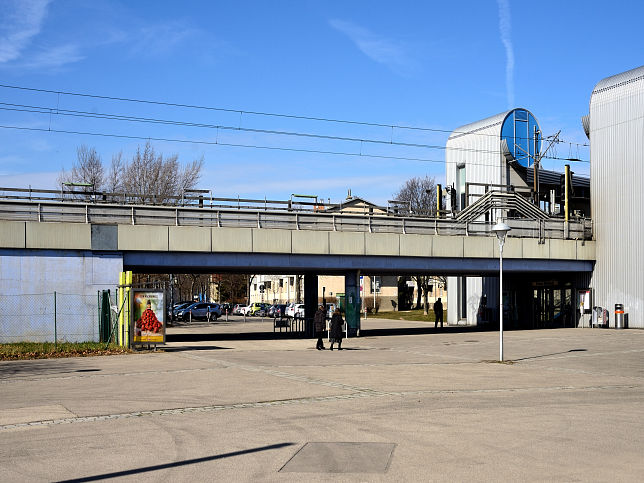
[
  {"xmin": 433, "ymin": 297, "xmax": 444, "ymax": 328},
  {"xmin": 314, "ymin": 305, "xmax": 326, "ymax": 350},
  {"xmin": 329, "ymin": 309, "xmax": 344, "ymax": 350}
]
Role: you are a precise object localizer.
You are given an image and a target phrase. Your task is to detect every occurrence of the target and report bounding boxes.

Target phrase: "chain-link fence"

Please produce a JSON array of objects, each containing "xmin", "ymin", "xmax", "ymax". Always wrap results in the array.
[{"xmin": 0, "ymin": 292, "xmax": 100, "ymax": 343}]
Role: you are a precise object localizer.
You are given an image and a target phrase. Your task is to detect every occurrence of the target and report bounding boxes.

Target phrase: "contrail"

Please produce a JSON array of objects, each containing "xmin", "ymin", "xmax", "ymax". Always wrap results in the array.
[{"xmin": 497, "ymin": 0, "xmax": 515, "ymax": 108}]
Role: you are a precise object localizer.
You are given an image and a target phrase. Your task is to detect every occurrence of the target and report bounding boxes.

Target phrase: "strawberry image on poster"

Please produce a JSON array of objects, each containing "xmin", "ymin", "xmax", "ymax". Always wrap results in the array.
[{"xmin": 136, "ymin": 301, "xmax": 162, "ymax": 333}]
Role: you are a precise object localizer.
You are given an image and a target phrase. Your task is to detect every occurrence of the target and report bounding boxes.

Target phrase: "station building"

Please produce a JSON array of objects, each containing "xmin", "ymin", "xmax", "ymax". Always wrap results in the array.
[{"xmin": 445, "ymin": 64, "xmax": 644, "ymax": 329}]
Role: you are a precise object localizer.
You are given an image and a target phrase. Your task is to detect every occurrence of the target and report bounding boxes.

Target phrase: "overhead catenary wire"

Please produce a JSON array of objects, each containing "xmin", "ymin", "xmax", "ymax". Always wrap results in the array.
[
  {"xmin": 0, "ymin": 83, "xmax": 590, "ymax": 149},
  {"xmin": 0, "ymin": 123, "xmax": 588, "ymax": 169},
  {"xmin": 0, "ymin": 103, "xmax": 590, "ymax": 164}
]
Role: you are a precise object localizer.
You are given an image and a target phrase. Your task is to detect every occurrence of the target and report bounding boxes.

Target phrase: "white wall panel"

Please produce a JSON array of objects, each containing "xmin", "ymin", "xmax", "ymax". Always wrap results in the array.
[{"xmin": 589, "ymin": 65, "xmax": 644, "ymax": 328}]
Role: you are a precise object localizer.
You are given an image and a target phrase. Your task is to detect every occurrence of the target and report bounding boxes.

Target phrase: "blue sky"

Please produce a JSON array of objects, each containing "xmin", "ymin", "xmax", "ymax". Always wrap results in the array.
[{"xmin": 0, "ymin": 0, "xmax": 642, "ymax": 204}]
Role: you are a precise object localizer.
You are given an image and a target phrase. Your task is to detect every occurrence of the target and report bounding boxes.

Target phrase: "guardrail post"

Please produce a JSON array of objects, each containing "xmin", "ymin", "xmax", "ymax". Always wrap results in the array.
[
  {"xmin": 131, "ymin": 206, "xmax": 135, "ymax": 225},
  {"xmin": 295, "ymin": 213, "xmax": 300, "ymax": 230},
  {"xmin": 85, "ymin": 204, "xmax": 89, "ymax": 223},
  {"xmin": 333, "ymin": 215, "xmax": 336, "ymax": 231},
  {"xmin": 257, "ymin": 212, "xmax": 261, "ymax": 228},
  {"xmin": 368, "ymin": 216, "xmax": 372, "ymax": 233},
  {"xmin": 38, "ymin": 203, "xmax": 42, "ymax": 222},
  {"xmin": 402, "ymin": 218, "xmax": 406, "ymax": 235},
  {"xmin": 175, "ymin": 208, "xmax": 179, "ymax": 226}
]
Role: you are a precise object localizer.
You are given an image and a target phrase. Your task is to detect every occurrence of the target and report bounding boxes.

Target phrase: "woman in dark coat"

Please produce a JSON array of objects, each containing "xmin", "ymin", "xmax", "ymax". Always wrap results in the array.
[
  {"xmin": 313, "ymin": 305, "xmax": 326, "ymax": 350},
  {"xmin": 329, "ymin": 308, "xmax": 344, "ymax": 350}
]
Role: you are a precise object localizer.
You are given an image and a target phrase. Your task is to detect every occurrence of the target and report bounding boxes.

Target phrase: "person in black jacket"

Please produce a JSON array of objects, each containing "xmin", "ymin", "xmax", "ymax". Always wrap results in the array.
[
  {"xmin": 433, "ymin": 297, "xmax": 444, "ymax": 328},
  {"xmin": 329, "ymin": 309, "xmax": 344, "ymax": 350},
  {"xmin": 313, "ymin": 305, "xmax": 326, "ymax": 350}
]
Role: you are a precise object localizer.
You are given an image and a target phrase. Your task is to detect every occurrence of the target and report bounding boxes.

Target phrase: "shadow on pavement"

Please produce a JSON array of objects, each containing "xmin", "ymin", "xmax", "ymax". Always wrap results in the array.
[
  {"xmin": 163, "ymin": 345, "xmax": 232, "ymax": 352},
  {"xmin": 512, "ymin": 348, "xmax": 588, "ymax": 361},
  {"xmin": 0, "ymin": 359, "xmax": 95, "ymax": 379},
  {"xmin": 57, "ymin": 442, "xmax": 297, "ymax": 482}
]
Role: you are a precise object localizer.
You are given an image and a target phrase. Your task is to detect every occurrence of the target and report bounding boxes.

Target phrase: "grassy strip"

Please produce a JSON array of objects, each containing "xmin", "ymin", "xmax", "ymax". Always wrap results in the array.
[
  {"xmin": 0, "ymin": 342, "xmax": 131, "ymax": 360},
  {"xmin": 368, "ymin": 309, "xmax": 437, "ymax": 322}
]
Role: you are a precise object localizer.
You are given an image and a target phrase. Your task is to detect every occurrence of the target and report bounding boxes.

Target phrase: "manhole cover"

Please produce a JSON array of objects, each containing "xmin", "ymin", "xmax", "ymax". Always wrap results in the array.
[{"xmin": 280, "ymin": 442, "xmax": 396, "ymax": 474}]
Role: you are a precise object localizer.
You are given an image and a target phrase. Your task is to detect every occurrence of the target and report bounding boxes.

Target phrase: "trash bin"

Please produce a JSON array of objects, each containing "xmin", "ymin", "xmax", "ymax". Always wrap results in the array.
[{"xmin": 615, "ymin": 304, "xmax": 625, "ymax": 329}]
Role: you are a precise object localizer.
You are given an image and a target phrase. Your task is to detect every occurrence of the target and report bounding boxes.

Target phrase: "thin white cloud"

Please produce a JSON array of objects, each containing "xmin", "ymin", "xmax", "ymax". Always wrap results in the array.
[
  {"xmin": 0, "ymin": 0, "xmax": 51, "ymax": 63},
  {"xmin": 129, "ymin": 21, "xmax": 202, "ymax": 57},
  {"xmin": 329, "ymin": 19, "xmax": 415, "ymax": 74},
  {"xmin": 21, "ymin": 43, "xmax": 84, "ymax": 69},
  {"xmin": 496, "ymin": 0, "xmax": 515, "ymax": 108}
]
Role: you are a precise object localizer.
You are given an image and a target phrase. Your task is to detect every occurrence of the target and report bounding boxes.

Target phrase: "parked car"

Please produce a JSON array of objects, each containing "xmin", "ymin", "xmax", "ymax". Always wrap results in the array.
[
  {"xmin": 248, "ymin": 302, "xmax": 270, "ymax": 316},
  {"xmin": 269, "ymin": 304, "xmax": 287, "ymax": 318},
  {"xmin": 178, "ymin": 302, "xmax": 221, "ymax": 321},
  {"xmin": 239, "ymin": 304, "xmax": 252, "ymax": 316},
  {"xmin": 232, "ymin": 304, "xmax": 245, "ymax": 315},
  {"xmin": 286, "ymin": 303, "xmax": 305, "ymax": 318},
  {"xmin": 169, "ymin": 301, "xmax": 192, "ymax": 320},
  {"xmin": 176, "ymin": 302, "xmax": 197, "ymax": 320},
  {"xmin": 220, "ymin": 303, "xmax": 233, "ymax": 315}
]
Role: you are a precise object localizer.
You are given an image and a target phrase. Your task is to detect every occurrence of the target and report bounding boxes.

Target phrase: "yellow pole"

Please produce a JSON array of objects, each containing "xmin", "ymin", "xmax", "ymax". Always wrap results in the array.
[
  {"xmin": 125, "ymin": 271, "xmax": 133, "ymax": 348},
  {"xmin": 118, "ymin": 272, "xmax": 125, "ymax": 346}
]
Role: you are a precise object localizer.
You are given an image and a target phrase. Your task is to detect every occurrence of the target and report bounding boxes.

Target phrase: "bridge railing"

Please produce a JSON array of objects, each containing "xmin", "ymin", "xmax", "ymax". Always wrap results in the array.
[{"xmin": 0, "ymin": 198, "xmax": 592, "ymax": 240}]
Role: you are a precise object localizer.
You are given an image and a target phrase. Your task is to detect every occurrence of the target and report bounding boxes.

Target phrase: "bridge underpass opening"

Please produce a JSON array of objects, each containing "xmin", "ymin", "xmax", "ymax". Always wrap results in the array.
[{"xmin": 126, "ymin": 262, "xmax": 590, "ymax": 345}]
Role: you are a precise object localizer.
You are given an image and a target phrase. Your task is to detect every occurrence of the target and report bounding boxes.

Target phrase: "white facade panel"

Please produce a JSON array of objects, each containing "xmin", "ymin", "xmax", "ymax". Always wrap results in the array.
[
  {"xmin": 589, "ymin": 65, "xmax": 644, "ymax": 328},
  {"xmin": 446, "ymin": 112, "xmax": 510, "ymax": 326}
]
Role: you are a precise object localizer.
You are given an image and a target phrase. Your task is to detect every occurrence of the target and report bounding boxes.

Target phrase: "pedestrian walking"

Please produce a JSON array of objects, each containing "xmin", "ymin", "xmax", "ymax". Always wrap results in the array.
[
  {"xmin": 433, "ymin": 297, "xmax": 444, "ymax": 328},
  {"xmin": 313, "ymin": 305, "xmax": 326, "ymax": 350},
  {"xmin": 329, "ymin": 308, "xmax": 344, "ymax": 350}
]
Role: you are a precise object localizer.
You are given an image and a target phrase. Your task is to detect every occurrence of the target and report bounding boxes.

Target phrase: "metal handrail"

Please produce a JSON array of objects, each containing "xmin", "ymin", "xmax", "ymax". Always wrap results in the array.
[{"xmin": 0, "ymin": 197, "xmax": 592, "ymax": 240}]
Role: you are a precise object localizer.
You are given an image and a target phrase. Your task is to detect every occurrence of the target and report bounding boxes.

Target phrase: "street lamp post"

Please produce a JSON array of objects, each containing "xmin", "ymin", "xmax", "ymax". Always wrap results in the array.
[{"xmin": 491, "ymin": 219, "xmax": 511, "ymax": 362}]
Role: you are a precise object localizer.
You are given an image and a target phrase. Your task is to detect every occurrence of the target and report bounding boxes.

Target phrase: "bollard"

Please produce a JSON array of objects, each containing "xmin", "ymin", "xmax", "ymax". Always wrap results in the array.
[
  {"xmin": 226, "ymin": 309, "xmax": 229, "ymax": 322},
  {"xmin": 615, "ymin": 304, "xmax": 625, "ymax": 329}
]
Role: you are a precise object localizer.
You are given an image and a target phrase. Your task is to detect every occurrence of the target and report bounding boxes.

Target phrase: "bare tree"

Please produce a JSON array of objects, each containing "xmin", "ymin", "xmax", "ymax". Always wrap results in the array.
[
  {"xmin": 392, "ymin": 175, "xmax": 438, "ymax": 216},
  {"xmin": 58, "ymin": 142, "xmax": 204, "ymax": 204},
  {"xmin": 106, "ymin": 152, "xmax": 124, "ymax": 194},
  {"xmin": 393, "ymin": 176, "xmax": 441, "ymax": 314},
  {"xmin": 58, "ymin": 145, "xmax": 104, "ymax": 192},
  {"xmin": 120, "ymin": 142, "xmax": 204, "ymax": 204}
]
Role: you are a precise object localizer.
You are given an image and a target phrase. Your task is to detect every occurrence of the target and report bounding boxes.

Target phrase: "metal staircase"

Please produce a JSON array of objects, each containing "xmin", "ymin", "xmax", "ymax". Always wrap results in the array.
[{"xmin": 456, "ymin": 191, "xmax": 548, "ymax": 223}]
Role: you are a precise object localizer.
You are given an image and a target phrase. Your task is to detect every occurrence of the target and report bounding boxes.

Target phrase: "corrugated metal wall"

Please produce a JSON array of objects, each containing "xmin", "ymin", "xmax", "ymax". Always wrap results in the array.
[
  {"xmin": 446, "ymin": 115, "xmax": 506, "ymax": 324},
  {"xmin": 589, "ymin": 66, "xmax": 644, "ymax": 328}
]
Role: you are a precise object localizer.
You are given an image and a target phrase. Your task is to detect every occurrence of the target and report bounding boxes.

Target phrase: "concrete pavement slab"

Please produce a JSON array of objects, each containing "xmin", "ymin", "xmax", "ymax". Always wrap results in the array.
[{"xmin": 1, "ymin": 325, "xmax": 642, "ymax": 481}]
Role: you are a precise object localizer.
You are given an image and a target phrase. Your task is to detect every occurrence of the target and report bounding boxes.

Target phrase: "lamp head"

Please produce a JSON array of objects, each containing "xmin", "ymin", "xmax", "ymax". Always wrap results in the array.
[{"xmin": 491, "ymin": 219, "xmax": 511, "ymax": 242}]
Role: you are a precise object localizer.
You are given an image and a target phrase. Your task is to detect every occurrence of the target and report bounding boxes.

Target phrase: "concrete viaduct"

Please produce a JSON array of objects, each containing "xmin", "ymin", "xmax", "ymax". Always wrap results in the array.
[{"xmin": 0, "ymin": 196, "xmax": 595, "ymax": 337}]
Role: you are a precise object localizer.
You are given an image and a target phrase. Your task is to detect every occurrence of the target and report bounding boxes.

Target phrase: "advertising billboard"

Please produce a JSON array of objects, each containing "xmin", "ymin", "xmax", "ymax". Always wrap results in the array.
[{"xmin": 132, "ymin": 290, "xmax": 165, "ymax": 344}]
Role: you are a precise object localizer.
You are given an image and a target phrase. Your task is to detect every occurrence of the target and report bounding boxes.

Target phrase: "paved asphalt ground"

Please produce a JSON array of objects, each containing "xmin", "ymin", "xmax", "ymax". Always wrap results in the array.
[{"xmin": 1, "ymin": 317, "xmax": 643, "ymax": 482}]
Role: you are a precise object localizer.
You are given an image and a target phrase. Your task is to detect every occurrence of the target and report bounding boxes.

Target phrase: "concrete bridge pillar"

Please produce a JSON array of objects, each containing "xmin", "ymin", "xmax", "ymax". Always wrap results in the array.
[
  {"xmin": 344, "ymin": 271, "xmax": 361, "ymax": 336},
  {"xmin": 304, "ymin": 274, "xmax": 318, "ymax": 336}
]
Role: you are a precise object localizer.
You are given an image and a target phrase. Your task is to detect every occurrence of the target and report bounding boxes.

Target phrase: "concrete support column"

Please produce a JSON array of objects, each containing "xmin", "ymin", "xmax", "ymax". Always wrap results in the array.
[
  {"xmin": 344, "ymin": 271, "xmax": 361, "ymax": 336},
  {"xmin": 304, "ymin": 274, "xmax": 318, "ymax": 337}
]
